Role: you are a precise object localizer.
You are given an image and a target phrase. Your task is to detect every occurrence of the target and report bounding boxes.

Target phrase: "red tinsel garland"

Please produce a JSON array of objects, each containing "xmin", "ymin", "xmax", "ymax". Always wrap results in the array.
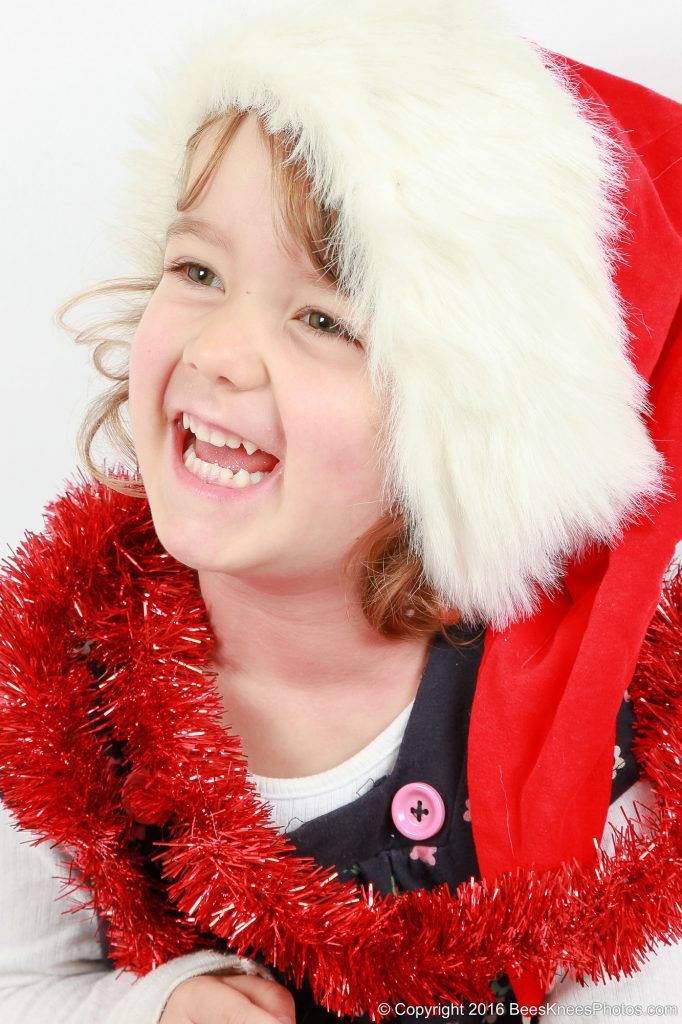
[{"xmin": 0, "ymin": 471, "xmax": 680, "ymax": 1020}]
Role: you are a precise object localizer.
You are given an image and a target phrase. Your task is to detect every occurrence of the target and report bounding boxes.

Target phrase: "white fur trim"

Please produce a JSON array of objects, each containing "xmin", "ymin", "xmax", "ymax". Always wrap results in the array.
[{"xmin": 110, "ymin": 0, "xmax": 671, "ymax": 630}]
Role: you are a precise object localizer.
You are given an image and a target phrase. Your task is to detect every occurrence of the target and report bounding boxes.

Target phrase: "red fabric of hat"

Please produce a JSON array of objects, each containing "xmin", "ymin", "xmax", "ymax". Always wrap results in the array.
[{"xmin": 468, "ymin": 53, "xmax": 682, "ymax": 1010}]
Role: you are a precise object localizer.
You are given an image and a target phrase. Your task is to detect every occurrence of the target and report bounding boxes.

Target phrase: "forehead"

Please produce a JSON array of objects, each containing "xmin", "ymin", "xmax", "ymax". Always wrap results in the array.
[
  {"xmin": 170, "ymin": 113, "xmax": 349, "ymax": 295},
  {"xmin": 183, "ymin": 113, "xmax": 275, "ymax": 213}
]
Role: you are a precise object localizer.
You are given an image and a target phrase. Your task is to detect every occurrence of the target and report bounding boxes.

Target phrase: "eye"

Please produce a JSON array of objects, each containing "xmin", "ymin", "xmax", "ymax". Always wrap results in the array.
[
  {"xmin": 163, "ymin": 259, "xmax": 222, "ymax": 289},
  {"xmin": 162, "ymin": 259, "xmax": 364, "ymax": 351},
  {"xmin": 298, "ymin": 308, "xmax": 364, "ymax": 350}
]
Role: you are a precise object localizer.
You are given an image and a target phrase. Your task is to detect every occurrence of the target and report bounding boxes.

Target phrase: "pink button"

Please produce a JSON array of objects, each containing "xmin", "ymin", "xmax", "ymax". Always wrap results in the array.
[{"xmin": 390, "ymin": 782, "xmax": 445, "ymax": 840}]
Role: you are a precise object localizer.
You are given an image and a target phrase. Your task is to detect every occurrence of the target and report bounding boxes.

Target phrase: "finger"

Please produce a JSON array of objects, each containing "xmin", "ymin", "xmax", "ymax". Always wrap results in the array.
[
  {"xmin": 183, "ymin": 974, "xmax": 295, "ymax": 1024},
  {"xmin": 215, "ymin": 973, "xmax": 297, "ymax": 1024}
]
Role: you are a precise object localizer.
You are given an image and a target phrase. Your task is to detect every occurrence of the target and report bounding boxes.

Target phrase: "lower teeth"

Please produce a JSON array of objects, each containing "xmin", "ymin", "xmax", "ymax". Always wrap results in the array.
[{"xmin": 182, "ymin": 438, "xmax": 270, "ymax": 489}]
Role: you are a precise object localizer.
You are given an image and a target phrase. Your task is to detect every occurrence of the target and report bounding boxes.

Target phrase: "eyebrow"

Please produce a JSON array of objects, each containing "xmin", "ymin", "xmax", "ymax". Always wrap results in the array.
[
  {"xmin": 165, "ymin": 215, "xmax": 333, "ymax": 288},
  {"xmin": 165, "ymin": 216, "xmax": 232, "ymax": 252}
]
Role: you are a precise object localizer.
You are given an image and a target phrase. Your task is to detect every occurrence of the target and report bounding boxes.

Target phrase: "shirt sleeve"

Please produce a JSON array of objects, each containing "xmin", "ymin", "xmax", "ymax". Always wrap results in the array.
[
  {"xmin": 542, "ymin": 777, "xmax": 682, "ymax": 1015},
  {"xmin": 0, "ymin": 797, "xmax": 275, "ymax": 1024}
]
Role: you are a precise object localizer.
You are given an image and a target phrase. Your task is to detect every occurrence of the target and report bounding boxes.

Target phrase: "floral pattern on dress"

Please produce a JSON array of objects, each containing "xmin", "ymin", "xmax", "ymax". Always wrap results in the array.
[
  {"xmin": 409, "ymin": 844, "xmax": 437, "ymax": 865},
  {"xmin": 613, "ymin": 743, "xmax": 625, "ymax": 779}
]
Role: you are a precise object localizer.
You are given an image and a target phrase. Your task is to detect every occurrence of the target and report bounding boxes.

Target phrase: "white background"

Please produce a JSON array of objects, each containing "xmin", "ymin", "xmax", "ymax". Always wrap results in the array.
[{"xmin": 1, "ymin": 0, "xmax": 680, "ymax": 557}]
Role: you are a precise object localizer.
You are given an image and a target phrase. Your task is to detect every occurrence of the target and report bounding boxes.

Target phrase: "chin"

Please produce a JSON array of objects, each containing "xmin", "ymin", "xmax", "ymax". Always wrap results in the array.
[{"xmin": 147, "ymin": 507, "xmax": 274, "ymax": 578}]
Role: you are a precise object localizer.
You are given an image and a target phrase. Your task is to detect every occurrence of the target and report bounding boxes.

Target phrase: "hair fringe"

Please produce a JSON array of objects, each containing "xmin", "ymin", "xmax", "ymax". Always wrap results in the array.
[{"xmin": 53, "ymin": 108, "xmax": 481, "ymax": 648}]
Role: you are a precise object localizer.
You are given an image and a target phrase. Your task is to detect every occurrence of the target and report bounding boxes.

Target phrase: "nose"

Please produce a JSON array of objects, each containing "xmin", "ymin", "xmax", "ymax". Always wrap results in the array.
[{"xmin": 182, "ymin": 299, "xmax": 270, "ymax": 389}]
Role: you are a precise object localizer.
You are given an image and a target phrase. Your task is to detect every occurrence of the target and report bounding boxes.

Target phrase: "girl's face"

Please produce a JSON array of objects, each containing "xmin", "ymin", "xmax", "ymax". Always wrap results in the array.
[{"xmin": 129, "ymin": 112, "xmax": 386, "ymax": 590}]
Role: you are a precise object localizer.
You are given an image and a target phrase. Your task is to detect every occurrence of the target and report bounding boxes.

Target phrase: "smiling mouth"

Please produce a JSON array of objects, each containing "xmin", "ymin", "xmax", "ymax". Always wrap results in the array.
[{"xmin": 177, "ymin": 418, "xmax": 280, "ymax": 488}]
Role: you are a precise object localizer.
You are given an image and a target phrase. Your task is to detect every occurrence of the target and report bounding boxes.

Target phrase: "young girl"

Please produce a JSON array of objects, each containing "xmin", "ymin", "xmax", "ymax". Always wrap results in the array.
[{"xmin": 1, "ymin": 1, "xmax": 681, "ymax": 1023}]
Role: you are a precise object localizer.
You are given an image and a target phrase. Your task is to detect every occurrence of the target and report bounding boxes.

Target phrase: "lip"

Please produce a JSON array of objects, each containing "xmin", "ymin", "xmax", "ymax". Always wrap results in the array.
[
  {"xmin": 170, "ymin": 419, "xmax": 283, "ymax": 503},
  {"xmin": 177, "ymin": 408, "xmax": 281, "ymax": 460}
]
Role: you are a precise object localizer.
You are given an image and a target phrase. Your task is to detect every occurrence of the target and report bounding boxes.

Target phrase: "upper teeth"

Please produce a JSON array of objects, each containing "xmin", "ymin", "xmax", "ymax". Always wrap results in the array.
[{"xmin": 182, "ymin": 412, "xmax": 260, "ymax": 455}]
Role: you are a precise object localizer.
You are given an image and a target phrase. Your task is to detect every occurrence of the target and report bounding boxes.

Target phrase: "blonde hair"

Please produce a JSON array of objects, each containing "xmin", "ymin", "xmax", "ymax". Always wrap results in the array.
[{"xmin": 54, "ymin": 108, "xmax": 482, "ymax": 648}]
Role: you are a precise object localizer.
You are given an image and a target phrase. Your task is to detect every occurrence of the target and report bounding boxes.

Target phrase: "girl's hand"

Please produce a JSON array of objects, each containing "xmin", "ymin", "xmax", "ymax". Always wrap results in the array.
[{"xmin": 159, "ymin": 970, "xmax": 297, "ymax": 1024}]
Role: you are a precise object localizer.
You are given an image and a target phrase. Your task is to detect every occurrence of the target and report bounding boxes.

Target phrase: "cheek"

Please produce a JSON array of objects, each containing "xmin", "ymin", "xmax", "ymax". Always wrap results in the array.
[
  {"xmin": 130, "ymin": 314, "xmax": 167, "ymax": 381},
  {"xmin": 129, "ymin": 315, "xmax": 174, "ymax": 427},
  {"xmin": 299, "ymin": 387, "xmax": 384, "ymax": 499}
]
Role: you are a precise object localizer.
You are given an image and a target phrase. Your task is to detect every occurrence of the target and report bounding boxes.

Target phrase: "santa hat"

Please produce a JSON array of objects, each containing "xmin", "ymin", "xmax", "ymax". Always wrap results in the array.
[{"xmin": 109, "ymin": 0, "xmax": 682, "ymax": 1007}]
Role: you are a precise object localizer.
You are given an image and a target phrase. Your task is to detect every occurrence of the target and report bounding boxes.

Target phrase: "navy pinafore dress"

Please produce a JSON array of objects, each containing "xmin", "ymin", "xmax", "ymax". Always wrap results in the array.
[{"xmin": 90, "ymin": 623, "xmax": 640, "ymax": 1023}]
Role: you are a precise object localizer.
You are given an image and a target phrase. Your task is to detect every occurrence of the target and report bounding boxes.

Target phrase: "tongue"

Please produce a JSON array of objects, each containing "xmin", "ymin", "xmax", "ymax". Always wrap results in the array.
[{"xmin": 194, "ymin": 439, "xmax": 279, "ymax": 474}]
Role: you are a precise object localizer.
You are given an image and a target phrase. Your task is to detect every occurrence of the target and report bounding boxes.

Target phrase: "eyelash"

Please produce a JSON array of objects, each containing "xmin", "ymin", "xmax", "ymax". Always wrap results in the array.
[{"xmin": 162, "ymin": 259, "xmax": 364, "ymax": 350}]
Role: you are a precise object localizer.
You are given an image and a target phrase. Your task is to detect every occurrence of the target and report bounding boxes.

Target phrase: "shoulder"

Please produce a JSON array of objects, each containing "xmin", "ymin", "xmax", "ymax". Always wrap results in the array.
[{"xmin": 601, "ymin": 776, "xmax": 658, "ymax": 857}]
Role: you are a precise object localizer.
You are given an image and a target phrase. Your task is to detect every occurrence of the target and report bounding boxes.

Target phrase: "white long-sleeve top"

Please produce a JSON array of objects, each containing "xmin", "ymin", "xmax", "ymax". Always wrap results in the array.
[
  {"xmin": 246, "ymin": 697, "xmax": 416, "ymax": 833},
  {"xmin": 1, "ymin": 703, "xmax": 679, "ymax": 1023}
]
